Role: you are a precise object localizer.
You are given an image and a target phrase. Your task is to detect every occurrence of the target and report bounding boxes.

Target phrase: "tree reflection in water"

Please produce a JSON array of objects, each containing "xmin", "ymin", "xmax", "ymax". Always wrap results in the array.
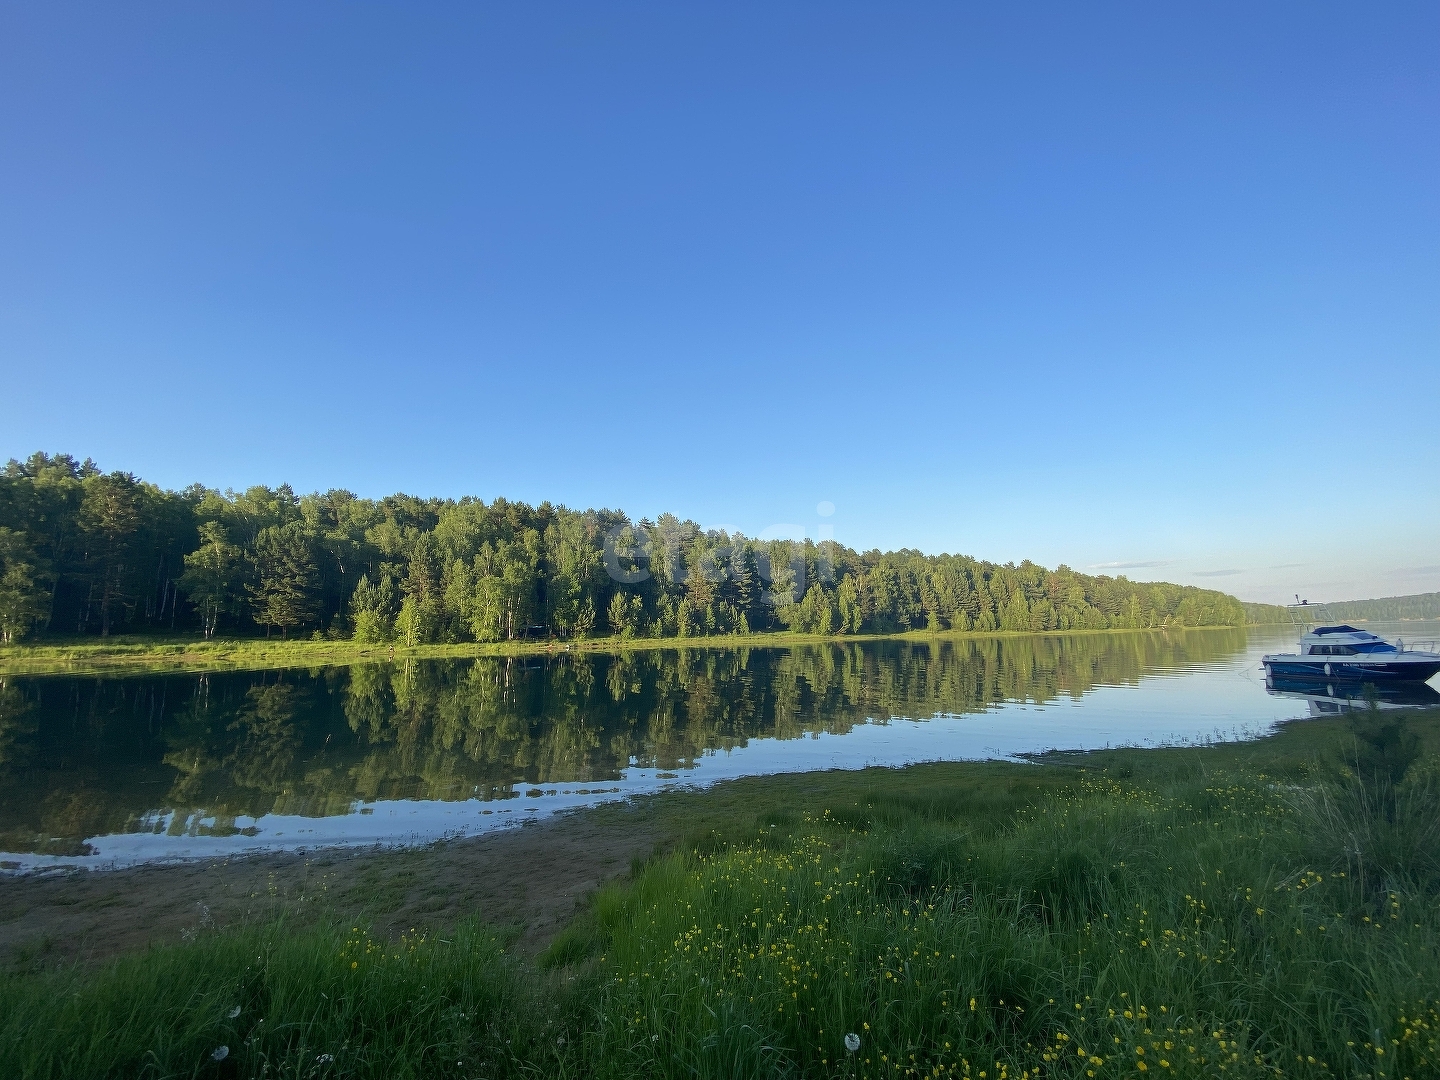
[{"xmin": 0, "ymin": 630, "xmax": 1247, "ymax": 855}]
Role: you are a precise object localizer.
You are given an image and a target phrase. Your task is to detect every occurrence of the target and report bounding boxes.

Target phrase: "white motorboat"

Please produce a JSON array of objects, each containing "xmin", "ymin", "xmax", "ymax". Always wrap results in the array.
[{"xmin": 1261, "ymin": 604, "xmax": 1440, "ymax": 683}]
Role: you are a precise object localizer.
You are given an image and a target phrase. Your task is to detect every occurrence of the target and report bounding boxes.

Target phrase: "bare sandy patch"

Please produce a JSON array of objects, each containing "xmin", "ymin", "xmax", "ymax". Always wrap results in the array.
[{"xmin": 0, "ymin": 810, "xmax": 663, "ymax": 970}]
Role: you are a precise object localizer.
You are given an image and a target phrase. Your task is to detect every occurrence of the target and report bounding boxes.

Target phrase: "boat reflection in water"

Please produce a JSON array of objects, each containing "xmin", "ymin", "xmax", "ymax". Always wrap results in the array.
[{"xmin": 1264, "ymin": 673, "xmax": 1440, "ymax": 717}]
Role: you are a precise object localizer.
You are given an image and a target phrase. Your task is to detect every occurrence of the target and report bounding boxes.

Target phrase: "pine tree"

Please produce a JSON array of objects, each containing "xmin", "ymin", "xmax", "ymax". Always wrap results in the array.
[
  {"xmin": 247, "ymin": 523, "xmax": 320, "ymax": 638},
  {"xmin": 729, "ymin": 543, "xmax": 763, "ymax": 629},
  {"xmin": 80, "ymin": 471, "xmax": 143, "ymax": 636},
  {"xmin": 349, "ymin": 573, "xmax": 396, "ymax": 643}
]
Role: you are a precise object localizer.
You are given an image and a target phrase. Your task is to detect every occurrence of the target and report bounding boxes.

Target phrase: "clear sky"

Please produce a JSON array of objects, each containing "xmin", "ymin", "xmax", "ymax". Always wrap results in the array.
[{"xmin": 2, "ymin": 3, "xmax": 1436, "ymax": 606}]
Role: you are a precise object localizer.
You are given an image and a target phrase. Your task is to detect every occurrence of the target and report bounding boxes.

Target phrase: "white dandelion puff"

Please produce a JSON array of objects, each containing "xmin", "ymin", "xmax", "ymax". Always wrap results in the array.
[
  {"xmin": 211, "ymin": 1046, "xmax": 230, "ymax": 1062},
  {"xmin": 845, "ymin": 1033, "xmax": 861, "ymax": 1053},
  {"xmin": 317, "ymin": 1054, "xmax": 335, "ymax": 1065},
  {"xmin": 227, "ymin": 1006, "xmax": 241, "ymax": 1019}
]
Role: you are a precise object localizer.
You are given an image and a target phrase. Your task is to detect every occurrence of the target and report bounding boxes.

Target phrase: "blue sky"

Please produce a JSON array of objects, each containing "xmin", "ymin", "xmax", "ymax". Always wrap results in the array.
[{"xmin": 2, "ymin": 3, "xmax": 1436, "ymax": 605}]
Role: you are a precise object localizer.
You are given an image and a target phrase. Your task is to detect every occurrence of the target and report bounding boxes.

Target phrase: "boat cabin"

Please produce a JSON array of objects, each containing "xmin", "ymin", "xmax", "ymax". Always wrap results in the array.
[{"xmin": 1301, "ymin": 626, "xmax": 1398, "ymax": 656}]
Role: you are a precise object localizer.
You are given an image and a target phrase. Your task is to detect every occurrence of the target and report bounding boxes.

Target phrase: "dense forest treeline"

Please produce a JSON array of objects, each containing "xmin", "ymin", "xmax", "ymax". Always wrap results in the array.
[{"xmin": 0, "ymin": 452, "xmax": 1251, "ymax": 645}]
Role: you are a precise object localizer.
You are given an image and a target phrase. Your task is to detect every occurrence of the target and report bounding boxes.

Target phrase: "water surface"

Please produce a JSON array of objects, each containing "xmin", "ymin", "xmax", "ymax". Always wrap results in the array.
[{"xmin": 3, "ymin": 624, "xmax": 1436, "ymax": 871}]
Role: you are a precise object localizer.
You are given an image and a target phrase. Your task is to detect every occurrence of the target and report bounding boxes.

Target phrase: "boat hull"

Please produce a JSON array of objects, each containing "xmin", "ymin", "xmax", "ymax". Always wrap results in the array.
[{"xmin": 1261, "ymin": 656, "xmax": 1440, "ymax": 683}]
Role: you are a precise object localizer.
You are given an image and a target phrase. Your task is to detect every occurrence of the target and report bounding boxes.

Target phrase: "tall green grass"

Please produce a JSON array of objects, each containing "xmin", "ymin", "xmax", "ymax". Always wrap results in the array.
[
  {"xmin": 573, "ymin": 782, "xmax": 1437, "ymax": 1079},
  {"xmin": 0, "ymin": 921, "xmax": 577, "ymax": 1079},
  {"xmin": 4, "ymin": 709, "xmax": 1438, "ymax": 1079}
]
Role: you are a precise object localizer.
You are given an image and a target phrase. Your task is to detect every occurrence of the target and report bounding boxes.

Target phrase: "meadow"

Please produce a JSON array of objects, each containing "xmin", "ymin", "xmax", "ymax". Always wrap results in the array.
[{"xmin": 2, "ymin": 707, "xmax": 1437, "ymax": 1079}]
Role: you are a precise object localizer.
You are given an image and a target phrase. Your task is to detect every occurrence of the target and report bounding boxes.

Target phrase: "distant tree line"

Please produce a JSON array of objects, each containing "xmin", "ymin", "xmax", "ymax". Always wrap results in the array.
[
  {"xmin": 0, "ymin": 452, "xmax": 1250, "ymax": 644},
  {"xmin": 1320, "ymin": 592, "xmax": 1440, "ymax": 622},
  {"xmin": 1243, "ymin": 602, "xmax": 1292, "ymax": 625},
  {"xmin": 1245, "ymin": 593, "xmax": 1440, "ymax": 625}
]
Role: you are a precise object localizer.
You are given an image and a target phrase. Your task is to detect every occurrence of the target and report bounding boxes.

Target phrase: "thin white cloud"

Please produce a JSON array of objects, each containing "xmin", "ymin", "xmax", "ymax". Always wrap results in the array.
[
  {"xmin": 1194, "ymin": 569, "xmax": 1246, "ymax": 577},
  {"xmin": 1089, "ymin": 560, "xmax": 1173, "ymax": 570}
]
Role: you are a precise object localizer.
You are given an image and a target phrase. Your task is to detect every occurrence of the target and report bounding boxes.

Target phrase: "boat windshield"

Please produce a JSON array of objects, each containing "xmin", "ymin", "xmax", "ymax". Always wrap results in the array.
[{"xmin": 1351, "ymin": 641, "xmax": 1398, "ymax": 654}]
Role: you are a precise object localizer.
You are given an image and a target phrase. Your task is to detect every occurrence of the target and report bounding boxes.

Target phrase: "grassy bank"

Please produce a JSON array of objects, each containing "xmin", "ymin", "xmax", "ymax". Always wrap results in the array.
[
  {"xmin": 4, "ymin": 709, "xmax": 1438, "ymax": 1079},
  {"xmin": 0, "ymin": 629, "xmax": 845, "ymax": 677},
  {"xmin": 0, "ymin": 624, "xmax": 1255, "ymax": 676},
  {"xmin": 0, "ymin": 633, "xmax": 542, "ymax": 676}
]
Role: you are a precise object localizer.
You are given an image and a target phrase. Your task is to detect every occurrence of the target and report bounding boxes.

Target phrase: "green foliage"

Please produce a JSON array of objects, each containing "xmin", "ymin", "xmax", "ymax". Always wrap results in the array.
[
  {"xmin": 349, "ymin": 573, "xmax": 396, "ymax": 643},
  {"xmin": 0, "ymin": 453, "xmax": 187, "ymax": 640},
  {"xmin": 2, "ymin": 452, "xmax": 1252, "ymax": 645},
  {"xmin": 247, "ymin": 523, "xmax": 321, "ymax": 638},
  {"xmin": 1309, "ymin": 593, "xmax": 1440, "ymax": 623},
  {"xmin": 1245, "ymin": 593, "xmax": 1440, "ymax": 625},
  {"xmin": 1243, "ymin": 601, "xmax": 1293, "ymax": 624},
  {"xmin": 79, "ymin": 472, "xmax": 145, "ymax": 639},
  {"xmin": 793, "ymin": 582, "xmax": 839, "ymax": 634},
  {"xmin": 608, "ymin": 591, "xmax": 647, "ymax": 638},
  {"xmin": 0, "ymin": 528, "xmax": 48, "ymax": 644},
  {"xmin": 178, "ymin": 521, "xmax": 243, "ymax": 639}
]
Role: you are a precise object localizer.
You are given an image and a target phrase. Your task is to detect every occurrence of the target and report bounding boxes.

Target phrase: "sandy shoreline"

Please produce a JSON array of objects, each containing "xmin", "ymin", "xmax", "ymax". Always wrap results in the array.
[{"xmin": 0, "ymin": 807, "xmax": 665, "ymax": 971}]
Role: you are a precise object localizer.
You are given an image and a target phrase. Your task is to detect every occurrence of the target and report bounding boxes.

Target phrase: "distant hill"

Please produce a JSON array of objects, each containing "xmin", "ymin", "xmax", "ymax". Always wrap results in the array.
[
  {"xmin": 1245, "ymin": 592, "xmax": 1440, "ymax": 625},
  {"xmin": 1310, "ymin": 592, "xmax": 1440, "ymax": 622}
]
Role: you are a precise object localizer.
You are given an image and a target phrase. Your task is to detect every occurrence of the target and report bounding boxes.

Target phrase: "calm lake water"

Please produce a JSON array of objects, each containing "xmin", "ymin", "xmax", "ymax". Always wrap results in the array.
[{"xmin": 3, "ymin": 623, "xmax": 1437, "ymax": 872}]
